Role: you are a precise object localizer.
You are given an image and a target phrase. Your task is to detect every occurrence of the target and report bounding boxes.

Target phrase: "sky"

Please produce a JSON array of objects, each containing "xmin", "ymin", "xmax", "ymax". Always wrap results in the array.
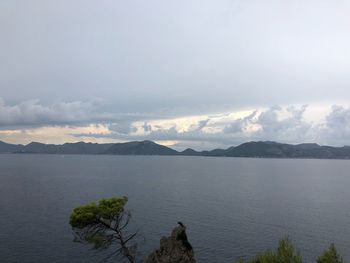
[{"xmin": 1, "ymin": 0, "xmax": 350, "ymax": 150}]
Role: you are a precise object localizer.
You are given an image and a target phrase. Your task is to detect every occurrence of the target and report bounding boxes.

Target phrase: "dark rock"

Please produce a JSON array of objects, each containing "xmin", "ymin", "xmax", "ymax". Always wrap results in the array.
[{"xmin": 144, "ymin": 224, "xmax": 196, "ymax": 263}]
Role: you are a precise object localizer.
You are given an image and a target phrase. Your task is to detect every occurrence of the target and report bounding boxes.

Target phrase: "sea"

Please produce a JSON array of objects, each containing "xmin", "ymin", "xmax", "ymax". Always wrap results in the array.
[{"xmin": 0, "ymin": 154, "xmax": 349, "ymax": 262}]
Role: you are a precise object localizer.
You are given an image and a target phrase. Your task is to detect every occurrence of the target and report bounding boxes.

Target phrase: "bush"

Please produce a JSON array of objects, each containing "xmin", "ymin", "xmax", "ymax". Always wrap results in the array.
[
  {"xmin": 237, "ymin": 238, "xmax": 302, "ymax": 263},
  {"xmin": 317, "ymin": 243, "xmax": 344, "ymax": 263},
  {"xmin": 237, "ymin": 239, "xmax": 345, "ymax": 263}
]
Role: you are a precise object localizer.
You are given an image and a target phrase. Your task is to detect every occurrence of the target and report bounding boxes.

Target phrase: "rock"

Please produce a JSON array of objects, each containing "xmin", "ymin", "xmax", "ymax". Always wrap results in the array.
[{"xmin": 144, "ymin": 223, "xmax": 196, "ymax": 263}]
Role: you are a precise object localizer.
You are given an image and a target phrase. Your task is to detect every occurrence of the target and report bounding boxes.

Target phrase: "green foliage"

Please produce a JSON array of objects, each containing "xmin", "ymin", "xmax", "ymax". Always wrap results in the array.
[
  {"xmin": 69, "ymin": 196, "xmax": 137, "ymax": 262},
  {"xmin": 69, "ymin": 196, "xmax": 130, "ymax": 251},
  {"xmin": 237, "ymin": 239, "xmax": 345, "ymax": 263},
  {"xmin": 98, "ymin": 196, "xmax": 128, "ymax": 219},
  {"xmin": 69, "ymin": 202, "xmax": 100, "ymax": 228},
  {"xmin": 317, "ymin": 244, "xmax": 344, "ymax": 263},
  {"xmin": 69, "ymin": 196, "xmax": 128, "ymax": 228},
  {"xmin": 275, "ymin": 238, "xmax": 302, "ymax": 263},
  {"xmin": 237, "ymin": 238, "xmax": 302, "ymax": 263}
]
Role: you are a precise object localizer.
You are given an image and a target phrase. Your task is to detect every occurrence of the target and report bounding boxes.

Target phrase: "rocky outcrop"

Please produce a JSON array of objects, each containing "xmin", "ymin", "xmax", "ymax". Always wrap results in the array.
[{"xmin": 144, "ymin": 223, "xmax": 196, "ymax": 263}]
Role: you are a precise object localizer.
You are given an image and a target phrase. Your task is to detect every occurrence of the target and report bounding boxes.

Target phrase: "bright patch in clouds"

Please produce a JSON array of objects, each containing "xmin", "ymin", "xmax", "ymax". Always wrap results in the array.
[
  {"xmin": 132, "ymin": 109, "xmax": 261, "ymax": 136},
  {"xmin": 0, "ymin": 124, "xmax": 116, "ymax": 145}
]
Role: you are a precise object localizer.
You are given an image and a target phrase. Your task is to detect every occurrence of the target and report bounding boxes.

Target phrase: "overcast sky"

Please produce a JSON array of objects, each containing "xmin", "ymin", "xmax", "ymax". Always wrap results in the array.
[{"xmin": 1, "ymin": 0, "xmax": 350, "ymax": 149}]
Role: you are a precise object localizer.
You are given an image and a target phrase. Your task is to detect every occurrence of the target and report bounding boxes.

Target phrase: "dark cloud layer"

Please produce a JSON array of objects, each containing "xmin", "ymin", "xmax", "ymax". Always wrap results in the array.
[
  {"xmin": 0, "ymin": 98, "xmax": 108, "ymax": 127},
  {"xmin": 1, "ymin": 0, "xmax": 350, "ymax": 115}
]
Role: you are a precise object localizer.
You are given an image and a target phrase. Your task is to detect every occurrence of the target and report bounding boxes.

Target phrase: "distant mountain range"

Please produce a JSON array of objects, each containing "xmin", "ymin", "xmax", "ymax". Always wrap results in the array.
[{"xmin": 0, "ymin": 140, "xmax": 350, "ymax": 159}]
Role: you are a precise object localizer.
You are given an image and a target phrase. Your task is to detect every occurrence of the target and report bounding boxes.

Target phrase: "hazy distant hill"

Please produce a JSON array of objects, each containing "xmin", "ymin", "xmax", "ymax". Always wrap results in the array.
[
  {"xmin": 180, "ymin": 148, "xmax": 200, "ymax": 156},
  {"xmin": 1, "ymin": 140, "xmax": 350, "ymax": 159},
  {"xmin": 21, "ymin": 141, "xmax": 114, "ymax": 154},
  {"xmin": 105, "ymin": 140, "xmax": 178, "ymax": 155},
  {"xmin": 0, "ymin": 141, "xmax": 24, "ymax": 153},
  {"xmin": 224, "ymin": 141, "xmax": 350, "ymax": 159}
]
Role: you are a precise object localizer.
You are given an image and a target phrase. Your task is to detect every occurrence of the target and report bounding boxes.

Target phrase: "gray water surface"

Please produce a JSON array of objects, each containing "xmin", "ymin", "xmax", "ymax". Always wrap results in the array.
[{"xmin": 0, "ymin": 154, "xmax": 349, "ymax": 262}]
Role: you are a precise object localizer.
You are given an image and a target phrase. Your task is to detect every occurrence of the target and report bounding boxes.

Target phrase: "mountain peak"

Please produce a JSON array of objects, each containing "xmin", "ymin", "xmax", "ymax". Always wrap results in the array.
[{"xmin": 105, "ymin": 140, "xmax": 178, "ymax": 155}]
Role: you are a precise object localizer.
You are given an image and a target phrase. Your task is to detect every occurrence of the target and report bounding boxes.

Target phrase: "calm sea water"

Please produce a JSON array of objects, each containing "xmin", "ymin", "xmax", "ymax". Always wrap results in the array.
[{"xmin": 0, "ymin": 154, "xmax": 349, "ymax": 263}]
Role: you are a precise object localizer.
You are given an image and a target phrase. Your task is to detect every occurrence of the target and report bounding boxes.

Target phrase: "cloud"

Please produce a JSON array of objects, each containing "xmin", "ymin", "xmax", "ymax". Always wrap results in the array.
[
  {"xmin": 0, "ymin": 98, "xmax": 108, "ymax": 127},
  {"xmin": 100, "ymin": 105, "xmax": 349, "ymax": 149},
  {"xmin": 253, "ymin": 105, "xmax": 312, "ymax": 143},
  {"xmin": 0, "ymin": 98, "xmax": 149, "ymax": 129},
  {"xmin": 317, "ymin": 105, "xmax": 350, "ymax": 145},
  {"xmin": 223, "ymin": 110, "xmax": 259, "ymax": 134},
  {"xmin": 1, "ymin": 102, "xmax": 350, "ymax": 149},
  {"xmin": 74, "ymin": 105, "xmax": 314, "ymax": 149},
  {"xmin": 0, "ymin": 124, "xmax": 117, "ymax": 145}
]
